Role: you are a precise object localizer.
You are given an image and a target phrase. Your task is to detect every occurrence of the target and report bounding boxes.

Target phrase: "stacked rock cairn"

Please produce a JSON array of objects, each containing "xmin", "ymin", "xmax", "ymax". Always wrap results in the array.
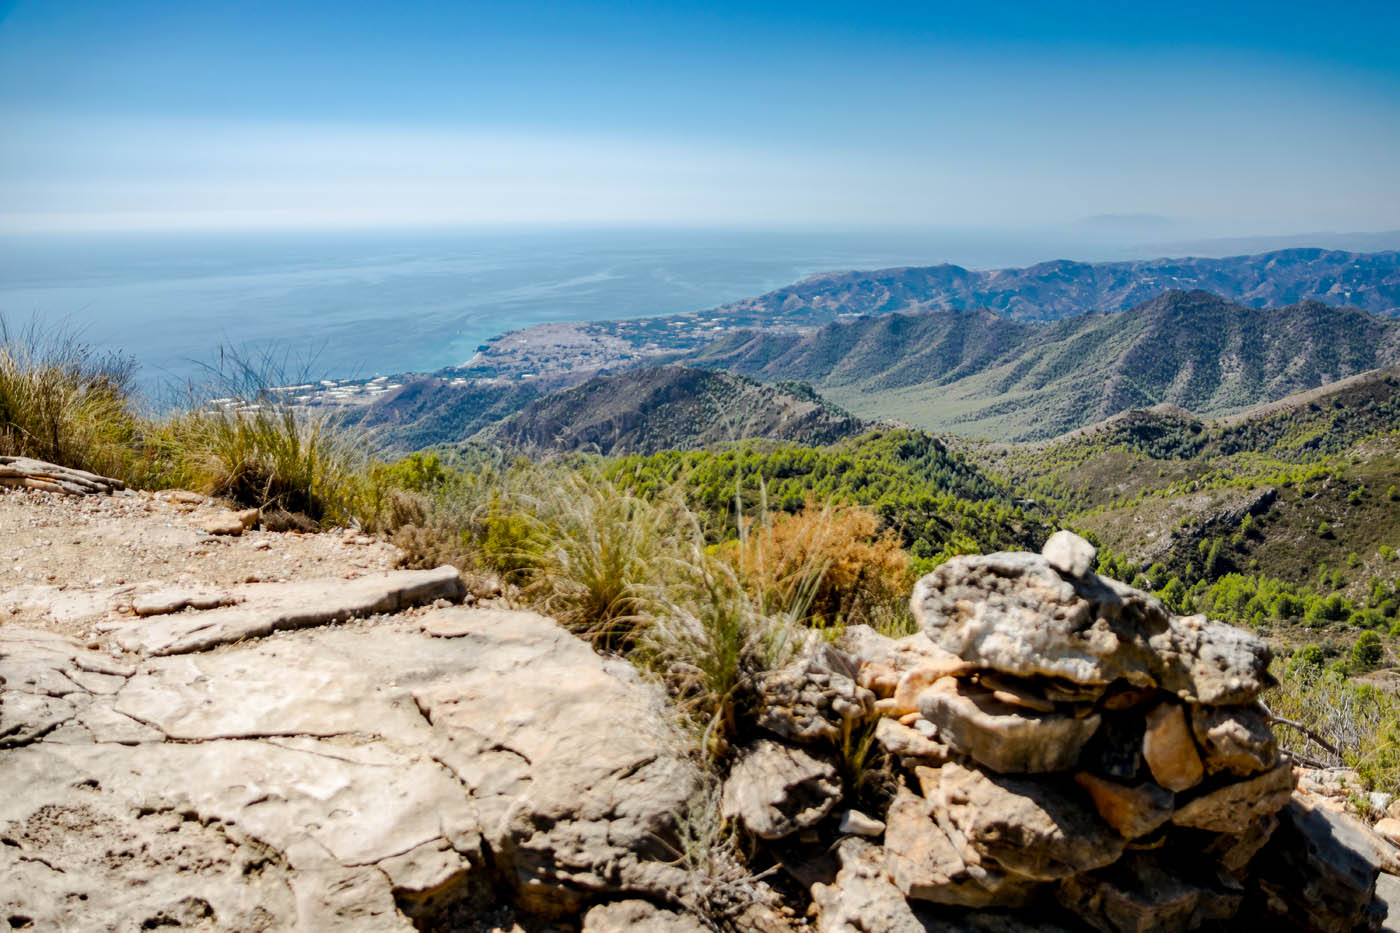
[{"xmin": 726, "ymin": 531, "xmax": 1389, "ymax": 932}]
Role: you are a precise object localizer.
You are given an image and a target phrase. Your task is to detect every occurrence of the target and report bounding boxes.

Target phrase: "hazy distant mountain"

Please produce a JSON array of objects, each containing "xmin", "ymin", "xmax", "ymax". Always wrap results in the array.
[
  {"xmin": 711, "ymin": 249, "xmax": 1400, "ymax": 325},
  {"xmin": 475, "ymin": 365, "xmax": 867, "ymax": 456},
  {"xmin": 680, "ymin": 291, "xmax": 1400, "ymax": 440},
  {"xmin": 464, "ymin": 248, "xmax": 1400, "ymax": 381}
]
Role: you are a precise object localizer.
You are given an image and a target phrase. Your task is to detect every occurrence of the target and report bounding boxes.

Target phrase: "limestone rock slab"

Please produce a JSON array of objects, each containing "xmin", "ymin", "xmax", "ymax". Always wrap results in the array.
[
  {"xmin": 410, "ymin": 607, "xmax": 699, "ymax": 917},
  {"xmin": 937, "ymin": 762, "xmax": 1124, "ymax": 881},
  {"xmin": 115, "ymin": 565, "xmax": 466, "ymax": 655},
  {"xmin": 1, "ymin": 606, "xmax": 697, "ymax": 927},
  {"xmin": 911, "ymin": 552, "xmax": 1272, "ymax": 705},
  {"xmin": 1074, "ymin": 773, "xmax": 1174, "ymax": 840},
  {"xmin": 1170, "ymin": 760, "xmax": 1294, "ymax": 833},
  {"xmin": 1142, "ymin": 702, "xmax": 1204, "ymax": 792},
  {"xmin": 918, "ymin": 679, "xmax": 1100, "ymax": 774}
]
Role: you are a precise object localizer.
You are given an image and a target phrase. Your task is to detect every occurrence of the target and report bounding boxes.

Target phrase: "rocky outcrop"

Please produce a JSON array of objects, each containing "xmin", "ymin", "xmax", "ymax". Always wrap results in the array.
[
  {"xmin": 8, "ymin": 485, "xmax": 1400, "ymax": 932},
  {"xmin": 0, "ymin": 584, "xmax": 699, "ymax": 928},
  {"xmin": 800, "ymin": 532, "xmax": 1396, "ymax": 932},
  {"xmin": 910, "ymin": 549, "xmax": 1274, "ymax": 707}
]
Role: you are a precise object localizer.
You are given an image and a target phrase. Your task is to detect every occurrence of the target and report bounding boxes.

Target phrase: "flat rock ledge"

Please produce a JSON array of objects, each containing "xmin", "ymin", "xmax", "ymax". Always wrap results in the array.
[
  {"xmin": 112, "ymin": 565, "xmax": 466, "ymax": 655},
  {"xmin": 0, "ymin": 589, "xmax": 699, "ymax": 930}
]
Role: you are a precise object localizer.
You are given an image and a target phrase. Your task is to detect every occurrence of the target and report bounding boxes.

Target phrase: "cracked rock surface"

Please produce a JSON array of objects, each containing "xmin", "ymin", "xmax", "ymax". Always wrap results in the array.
[{"xmin": 1, "ymin": 565, "xmax": 697, "ymax": 929}]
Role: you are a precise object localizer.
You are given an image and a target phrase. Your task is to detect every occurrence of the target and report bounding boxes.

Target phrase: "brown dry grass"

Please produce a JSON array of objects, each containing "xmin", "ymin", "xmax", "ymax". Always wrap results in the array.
[{"xmin": 719, "ymin": 501, "xmax": 913, "ymax": 632}]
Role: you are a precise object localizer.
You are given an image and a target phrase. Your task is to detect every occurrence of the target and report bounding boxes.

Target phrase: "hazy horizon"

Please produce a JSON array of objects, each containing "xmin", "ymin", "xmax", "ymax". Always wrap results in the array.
[{"xmin": 3, "ymin": 1, "xmax": 1398, "ymax": 236}]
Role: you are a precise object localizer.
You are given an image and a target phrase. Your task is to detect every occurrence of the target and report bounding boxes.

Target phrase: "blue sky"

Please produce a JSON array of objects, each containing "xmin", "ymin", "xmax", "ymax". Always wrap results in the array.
[{"xmin": 2, "ymin": 0, "xmax": 1398, "ymax": 234}]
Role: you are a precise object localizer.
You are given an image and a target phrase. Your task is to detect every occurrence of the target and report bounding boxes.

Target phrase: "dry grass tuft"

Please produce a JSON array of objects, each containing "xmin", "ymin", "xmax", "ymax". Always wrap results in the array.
[
  {"xmin": 0, "ymin": 317, "xmax": 142, "ymax": 480},
  {"xmin": 719, "ymin": 500, "xmax": 914, "ymax": 634}
]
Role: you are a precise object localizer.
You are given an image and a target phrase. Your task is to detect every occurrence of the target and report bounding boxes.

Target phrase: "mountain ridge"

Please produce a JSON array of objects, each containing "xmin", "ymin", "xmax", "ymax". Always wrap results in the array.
[
  {"xmin": 474, "ymin": 365, "xmax": 868, "ymax": 456},
  {"xmin": 460, "ymin": 247, "xmax": 1400, "ymax": 382},
  {"xmin": 680, "ymin": 290, "xmax": 1400, "ymax": 440},
  {"xmin": 714, "ymin": 247, "xmax": 1400, "ymax": 324}
]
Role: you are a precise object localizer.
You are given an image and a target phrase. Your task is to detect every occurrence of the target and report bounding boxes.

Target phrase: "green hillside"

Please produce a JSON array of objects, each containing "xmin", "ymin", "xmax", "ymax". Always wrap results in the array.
[
  {"xmin": 682, "ymin": 290, "xmax": 1400, "ymax": 440},
  {"xmin": 475, "ymin": 365, "xmax": 869, "ymax": 456},
  {"xmin": 965, "ymin": 367, "xmax": 1400, "ymax": 659}
]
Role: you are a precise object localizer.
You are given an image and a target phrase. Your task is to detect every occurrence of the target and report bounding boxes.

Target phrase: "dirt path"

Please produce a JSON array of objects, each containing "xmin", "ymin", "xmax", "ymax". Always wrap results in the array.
[{"xmin": 0, "ymin": 485, "xmax": 399, "ymax": 642}]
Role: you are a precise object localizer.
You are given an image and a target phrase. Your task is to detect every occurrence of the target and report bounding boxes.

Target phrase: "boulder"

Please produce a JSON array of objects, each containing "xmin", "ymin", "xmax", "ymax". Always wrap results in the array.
[
  {"xmin": 918, "ymin": 679, "xmax": 1100, "ymax": 774},
  {"xmin": 910, "ymin": 552, "xmax": 1272, "ymax": 705},
  {"xmin": 1042, "ymin": 530, "xmax": 1097, "ymax": 579},
  {"xmin": 937, "ymin": 762, "xmax": 1124, "ymax": 881},
  {"xmin": 1189, "ymin": 705, "xmax": 1277, "ymax": 776},
  {"xmin": 884, "ymin": 788, "xmax": 1038, "ymax": 908},
  {"xmin": 721, "ymin": 739, "xmax": 841, "ymax": 840},
  {"xmin": 754, "ymin": 642, "xmax": 876, "ymax": 744},
  {"xmin": 1248, "ymin": 796, "xmax": 1384, "ymax": 932}
]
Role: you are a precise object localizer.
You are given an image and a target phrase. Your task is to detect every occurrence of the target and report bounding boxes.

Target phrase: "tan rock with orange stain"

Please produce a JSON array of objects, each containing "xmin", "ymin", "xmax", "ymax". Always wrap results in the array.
[
  {"xmin": 892, "ymin": 658, "xmax": 977, "ymax": 716},
  {"xmin": 1142, "ymin": 702, "xmax": 1204, "ymax": 792},
  {"xmin": 1074, "ymin": 772, "xmax": 1174, "ymax": 839}
]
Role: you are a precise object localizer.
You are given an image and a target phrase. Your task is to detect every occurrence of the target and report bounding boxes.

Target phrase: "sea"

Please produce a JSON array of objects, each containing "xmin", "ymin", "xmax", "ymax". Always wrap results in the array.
[{"xmin": 1, "ymin": 225, "xmax": 1382, "ymax": 400}]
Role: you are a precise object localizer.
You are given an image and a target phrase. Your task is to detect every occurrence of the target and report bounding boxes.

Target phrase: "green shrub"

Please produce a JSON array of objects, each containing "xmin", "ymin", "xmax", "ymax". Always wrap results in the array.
[
  {"xmin": 1267, "ymin": 663, "xmax": 1400, "ymax": 793},
  {"xmin": 519, "ymin": 474, "xmax": 676, "ymax": 648},
  {"xmin": 1353, "ymin": 631, "xmax": 1384, "ymax": 671}
]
